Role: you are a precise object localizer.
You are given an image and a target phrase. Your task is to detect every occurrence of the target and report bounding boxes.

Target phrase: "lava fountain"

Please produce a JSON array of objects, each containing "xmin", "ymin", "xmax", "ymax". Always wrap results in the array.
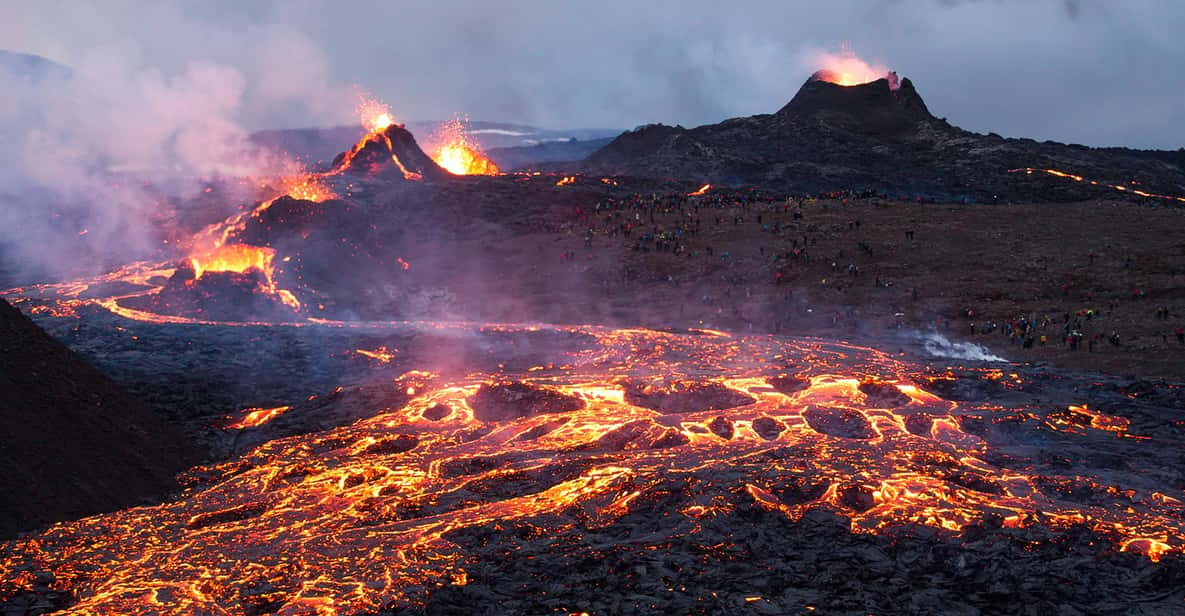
[
  {"xmin": 428, "ymin": 118, "xmax": 500, "ymax": 176},
  {"xmin": 807, "ymin": 46, "xmax": 895, "ymax": 88}
]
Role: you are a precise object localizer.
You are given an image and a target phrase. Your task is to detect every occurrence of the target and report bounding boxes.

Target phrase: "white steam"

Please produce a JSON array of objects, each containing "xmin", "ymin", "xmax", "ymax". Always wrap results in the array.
[
  {"xmin": 0, "ymin": 26, "xmax": 353, "ymax": 284},
  {"xmin": 913, "ymin": 331, "xmax": 1006, "ymax": 362}
]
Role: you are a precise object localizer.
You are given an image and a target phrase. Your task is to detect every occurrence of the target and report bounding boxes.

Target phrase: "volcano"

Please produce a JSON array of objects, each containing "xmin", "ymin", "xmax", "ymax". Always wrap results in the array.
[
  {"xmin": 777, "ymin": 72, "xmax": 932, "ymax": 128},
  {"xmin": 330, "ymin": 123, "xmax": 451, "ymax": 181},
  {"xmin": 584, "ymin": 72, "xmax": 1185, "ymax": 201}
]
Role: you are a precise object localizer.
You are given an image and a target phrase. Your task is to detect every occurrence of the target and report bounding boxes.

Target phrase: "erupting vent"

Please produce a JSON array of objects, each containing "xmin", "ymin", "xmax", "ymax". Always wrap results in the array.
[{"xmin": 428, "ymin": 118, "xmax": 500, "ymax": 176}]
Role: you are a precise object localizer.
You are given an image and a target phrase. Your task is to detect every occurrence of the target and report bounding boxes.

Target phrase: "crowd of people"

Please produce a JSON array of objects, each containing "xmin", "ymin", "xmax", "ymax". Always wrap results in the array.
[{"xmin": 548, "ymin": 185, "xmax": 1183, "ymax": 355}]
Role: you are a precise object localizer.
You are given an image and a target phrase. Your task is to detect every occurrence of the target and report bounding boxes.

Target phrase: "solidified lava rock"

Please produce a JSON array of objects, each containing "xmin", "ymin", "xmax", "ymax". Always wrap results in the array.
[
  {"xmin": 648, "ymin": 427, "xmax": 690, "ymax": 449},
  {"xmin": 467, "ymin": 382, "xmax": 584, "ymax": 422},
  {"xmin": 838, "ymin": 484, "xmax": 877, "ymax": 512},
  {"xmin": 751, "ymin": 416, "xmax": 786, "ymax": 440},
  {"xmin": 858, "ymin": 380, "xmax": 911, "ymax": 407},
  {"xmin": 770, "ymin": 478, "xmax": 830, "ymax": 506},
  {"xmin": 707, "ymin": 416, "xmax": 734, "ymax": 439},
  {"xmin": 422, "ymin": 404, "xmax": 452, "ymax": 421},
  {"xmin": 915, "ymin": 374, "xmax": 1002, "ymax": 401},
  {"xmin": 358, "ymin": 435, "xmax": 419, "ymax": 456},
  {"xmin": 439, "ymin": 455, "xmax": 506, "ymax": 478},
  {"xmin": 623, "ymin": 380, "xmax": 755, "ymax": 414},
  {"xmin": 186, "ymin": 502, "xmax": 270, "ymax": 530},
  {"xmin": 903, "ymin": 412, "xmax": 934, "ymax": 437},
  {"xmin": 767, "ymin": 375, "xmax": 811, "ymax": 396},
  {"xmin": 124, "ymin": 266, "xmax": 299, "ymax": 322},
  {"xmin": 803, "ymin": 406, "xmax": 877, "ymax": 439},
  {"xmin": 585, "ymin": 420, "xmax": 652, "ymax": 451},
  {"xmin": 0, "ymin": 298, "xmax": 198, "ymax": 539}
]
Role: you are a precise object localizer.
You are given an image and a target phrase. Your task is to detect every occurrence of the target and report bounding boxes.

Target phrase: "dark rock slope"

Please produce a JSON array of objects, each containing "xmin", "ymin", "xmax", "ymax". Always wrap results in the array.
[
  {"xmin": 584, "ymin": 74, "xmax": 1185, "ymax": 201},
  {"xmin": 0, "ymin": 299, "xmax": 196, "ymax": 538}
]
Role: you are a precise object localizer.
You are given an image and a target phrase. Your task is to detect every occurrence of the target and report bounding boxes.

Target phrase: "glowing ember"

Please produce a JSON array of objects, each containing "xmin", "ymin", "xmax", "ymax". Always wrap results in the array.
[
  {"xmin": 282, "ymin": 176, "xmax": 336, "ymax": 203},
  {"xmin": 1009, "ymin": 167, "xmax": 1185, "ymax": 203},
  {"xmin": 808, "ymin": 46, "xmax": 891, "ymax": 87},
  {"xmin": 356, "ymin": 92, "xmax": 396, "ymax": 133},
  {"xmin": 355, "ymin": 346, "xmax": 397, "ymax": 363},
  {"xmin": 224, "ymin": 405, "xmax": 292, "ymax": 430},
  {"xmin": 429, "ymin": 119, "xmax": 499, "ymax": 176},
  {"xmin": 688, "ymin": 183, "xmax": 711, "ymax": 196}
]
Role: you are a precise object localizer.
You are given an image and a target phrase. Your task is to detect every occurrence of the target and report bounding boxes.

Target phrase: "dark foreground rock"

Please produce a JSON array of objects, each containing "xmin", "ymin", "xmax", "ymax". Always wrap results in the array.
[{"xmin": 0, "ymin": 299, "xmax": 197, "ymax": 539}]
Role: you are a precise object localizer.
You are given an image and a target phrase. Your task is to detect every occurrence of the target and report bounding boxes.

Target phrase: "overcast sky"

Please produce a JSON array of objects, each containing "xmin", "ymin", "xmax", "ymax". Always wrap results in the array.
[{"xmin": 3, "ymin": 0, "xmax": 1185, "ymax": 149}]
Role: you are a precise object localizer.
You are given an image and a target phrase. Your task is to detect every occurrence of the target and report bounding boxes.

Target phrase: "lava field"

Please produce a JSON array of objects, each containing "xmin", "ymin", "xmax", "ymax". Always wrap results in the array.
[{"xmin": 3, "ymin": 320, "xmax": 1185, "ymax": 614}]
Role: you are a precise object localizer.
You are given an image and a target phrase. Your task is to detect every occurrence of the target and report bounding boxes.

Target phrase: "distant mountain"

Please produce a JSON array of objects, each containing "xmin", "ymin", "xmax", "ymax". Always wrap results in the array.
[
  {"xmin": 0, "ymin": 298, "xmax": 197, "ymax": 538},
  {"xmin": 0, "ymin": 49, "xmax": 71, "ymax": 82},
  {"xmin": 487, "ymin": 137, "xmax": 614, "ymax": 171},
  {"xmin": 583, "ymin": 73, "xmax": 1185, "ymax": 202},
  {"xmin": 251, "ymin": 122, "xmax": 620, "ymax": 168}
]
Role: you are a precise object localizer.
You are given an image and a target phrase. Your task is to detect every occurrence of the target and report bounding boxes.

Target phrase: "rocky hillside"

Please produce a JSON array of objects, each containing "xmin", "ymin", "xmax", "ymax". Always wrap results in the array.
[
  {"xmin": 0, "ymin": 298, "xmax": 196, "ymax": 538},
  {"xmin": 584, "ymin": 74, "xmax": 1185, "ymax": 202}
]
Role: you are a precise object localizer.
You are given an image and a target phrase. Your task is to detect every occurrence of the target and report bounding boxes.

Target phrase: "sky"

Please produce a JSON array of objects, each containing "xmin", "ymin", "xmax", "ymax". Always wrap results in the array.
[{"xmin": 2, "ymin": 0, "xmax": 1184, "ymax": 148}]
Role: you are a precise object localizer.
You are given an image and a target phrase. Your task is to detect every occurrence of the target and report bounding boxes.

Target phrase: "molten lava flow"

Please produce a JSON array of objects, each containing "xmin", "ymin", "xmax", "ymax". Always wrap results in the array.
[
  {"xmin": 188, "ymin": 244, "xmax": 301, "ymax": 311},
  {"xmin": 225, "ymin": 405, "xmax": 292, "ymax": 430},
  {"xmin": 189, "ymin": 244, "xmax": 275, "ymax": 281},
  {"xmin": 0, "ymin": 324, "xmax": 1180, "ymax": 614},
  {"xmin": 1009, "ymin": 168, "xmax": 1185, "ymax": 203},
  {"xmin": 555, "ymin": 175, "xmax": 577, "ymax": 186},
  {"xmin": 355, "ymin": 346, "xmax": 397, "ymax": 363},
  {"xmin": 428, "ymin": 119, "xmax": 499, "ymax": 176},
  {"xmin": 808, "ymin": 45, "xmax": 892, "ymax": 87},
  {"xmin": 688, "ymin": 183, "xmax": 711, "ymax": 196}
]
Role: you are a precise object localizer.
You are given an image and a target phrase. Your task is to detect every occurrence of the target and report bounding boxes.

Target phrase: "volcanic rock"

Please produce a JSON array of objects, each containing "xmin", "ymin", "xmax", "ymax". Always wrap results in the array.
[
  {"xmin": 767, "ymin": 374, "xmax": 811, "ymax": 396},
  {"xmin": 330, "ymin": 124, "xmax": 451, "ymax": 180},
  {"xmin": 803, "ymin": 406, "xmax": 877, "ymax": 439},
  {"xmin": 751, "ymin": 416, "xmax": 786, "ymax": 440},
  {"xmin": 123, "ymin": 264, "xmax": 300, "ymax": 322},
  {"xmin": 707, "ymin": 415, "xmax": 735, "ymax": 439},
  {"xmin": 858, "ymin": 380, "xmax": 911, "ymax": 407},
  {"xmin": 584, "ymin": 73, "xmax": 1185, "ymax": 201},
  {"xmin": 467, "ymin": 382, "xmax": 585, "ymax": 422},
  {"xmin": 623, "ymin": 380, "xmax": 756, "ymax": 413},
  {"xmin": 422, "ymin": 403, "xmax": 452, "ymax": 421},
  {"xmin": 0, "ymin": 298, "xmax": 196, "ymax": 538}
]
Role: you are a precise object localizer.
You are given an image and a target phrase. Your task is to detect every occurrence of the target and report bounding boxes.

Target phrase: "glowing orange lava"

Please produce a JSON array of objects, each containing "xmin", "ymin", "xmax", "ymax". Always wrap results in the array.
[
  {"xmin": 1009, "ymin": 167, "xmax": 1185, "ymax": 203},
  {"xmin": 282, "ymin": 176, "xmax": 336, "ymax": 203},
  {"xmin": 429, "ymin": 119, "xmax": 499, "ymax": 176},
  {"xmin": 189, "ymin": 244, "xmax": 276, "ymax": 281},
  {"xmin": 357, "ymin": 93, "xmax": 396, "ymax": 133},
  {"xmin": 0, "ymin": 324, "xmax": 1180, "ymax": 615},
  {"xmin": 688, "ymin": 183, "xmax": 711, "ymax": 196},
  {"xmin": 555, "ymin": 175, "xmax": 576, "ymax": 186},
  {"xmin": 224, "ymin": 405, "xmax": 292, "ymax": 430},
  {"xmin": 355, "ymin": 346, "xmax": 397, "ymax": 363},
  {"xmin": 188, "ymin": 244, "xmax": 301, "ymax": 310},
  {"xmin": 809, "ymin": 46, "xmax": 890, "ymax": 86}
]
